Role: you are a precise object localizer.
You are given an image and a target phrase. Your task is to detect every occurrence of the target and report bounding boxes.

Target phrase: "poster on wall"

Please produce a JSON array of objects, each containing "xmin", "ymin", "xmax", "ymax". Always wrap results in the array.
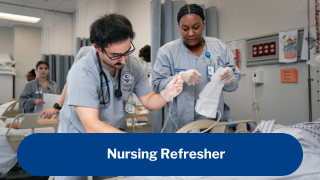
[
  {"xmin": 279, "ymin": 30, "xmax": 298, "ymax": 63},
  {"xmin": 301, "ymin": 26, "xmax": 319, "ymax": 60}
]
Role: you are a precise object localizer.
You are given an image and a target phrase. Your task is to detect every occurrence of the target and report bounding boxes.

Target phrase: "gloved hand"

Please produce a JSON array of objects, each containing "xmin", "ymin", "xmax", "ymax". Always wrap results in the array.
[
  {"xmin": 218, "ymin": 67, "xmax": 234, "ymax": 83},
  {"xmin": 161, "ymin": 74, "xmax": 183, "ymax": 101},
  {"xmin": 179, "ymin": 69, "xmax": 202, "ymax": 86}
]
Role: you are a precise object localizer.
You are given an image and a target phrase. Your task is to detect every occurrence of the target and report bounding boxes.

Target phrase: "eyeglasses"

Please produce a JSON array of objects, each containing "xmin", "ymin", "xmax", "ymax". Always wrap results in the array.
[
  {"xmin": 102, "ymin": 42, "xmax": 135, "ymax": 60},
  {"xmin": 25, "ymin": 75, "xmax": 35, "ymax": 78}
]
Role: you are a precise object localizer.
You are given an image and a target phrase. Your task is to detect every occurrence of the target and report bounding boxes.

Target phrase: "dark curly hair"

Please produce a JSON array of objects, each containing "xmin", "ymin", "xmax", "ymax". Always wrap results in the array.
[{"xmin": 139, "ymin": 45, "xmax": 151, "ymax": 62}]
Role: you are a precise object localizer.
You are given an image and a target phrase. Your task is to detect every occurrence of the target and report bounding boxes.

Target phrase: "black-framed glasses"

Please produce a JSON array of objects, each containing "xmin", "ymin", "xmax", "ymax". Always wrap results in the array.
[{"xmin": 102, "ymin": 42, "xmax": 135, "ymax": 60}]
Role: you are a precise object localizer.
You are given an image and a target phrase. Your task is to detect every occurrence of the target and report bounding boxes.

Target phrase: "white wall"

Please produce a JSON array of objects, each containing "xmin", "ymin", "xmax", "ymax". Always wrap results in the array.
[
  {"xmin": 0, "ymin": 27, "xmax": 13, "ymax": 55},
  {"xmin": 216, "ymin": 0, "xmax": 314, "ymax": 41},
  {"xmin": 13, "ymin": 26, "xmax": 42, "ymax": 98},
  {"xmin": 0, "ymin": 27, "xmax": 14, "ymax": 103},
  {"xmin": 117, "ymin": 0, "xmax": 151, "ymax": 58}
]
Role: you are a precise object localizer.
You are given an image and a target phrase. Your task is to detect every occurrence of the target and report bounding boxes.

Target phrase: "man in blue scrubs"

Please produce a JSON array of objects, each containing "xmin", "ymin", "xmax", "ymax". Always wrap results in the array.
[{"xmin": 56, "ymin": 13, "xmax": 183, "ymax": 180}]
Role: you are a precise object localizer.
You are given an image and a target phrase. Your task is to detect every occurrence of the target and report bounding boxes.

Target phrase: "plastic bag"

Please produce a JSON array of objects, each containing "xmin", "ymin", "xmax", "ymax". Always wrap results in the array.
[
  {"xmin": 195, "ymin": 67, "xmax": 225, "ymax": 118},
  {"xmin": 306, "ymin": 55, "xmax": 320, "ymax": 67}
]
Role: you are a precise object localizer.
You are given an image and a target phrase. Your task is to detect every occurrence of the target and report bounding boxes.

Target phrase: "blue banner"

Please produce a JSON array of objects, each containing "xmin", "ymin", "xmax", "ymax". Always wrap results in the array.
[{"xmin": 17, "ymin": 133, "xmax": 302, "ymax": 176}]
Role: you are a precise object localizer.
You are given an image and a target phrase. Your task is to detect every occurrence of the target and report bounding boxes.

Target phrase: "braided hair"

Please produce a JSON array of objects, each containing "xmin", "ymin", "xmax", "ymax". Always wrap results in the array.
[{"xmin": 177, "ymin": 4, "xmax": 205, "ymax": 23}]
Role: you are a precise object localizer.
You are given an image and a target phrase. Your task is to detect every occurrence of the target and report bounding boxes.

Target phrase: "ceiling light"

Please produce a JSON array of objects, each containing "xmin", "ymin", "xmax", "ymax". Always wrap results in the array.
[{"xmin": 0, "ymin": 12, "xmax": 40, "ymax": 23}]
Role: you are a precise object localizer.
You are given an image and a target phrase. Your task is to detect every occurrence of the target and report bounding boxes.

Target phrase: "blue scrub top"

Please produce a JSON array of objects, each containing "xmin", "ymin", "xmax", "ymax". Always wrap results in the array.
[
  {"xmin": 19, "ymin": 79, "xmax": 59, "ymax": 113},
  {"xmin": 152, "ymin": 36, "xmax": 241, "ymax": 133},
  {"xmin": 59, "ymin": 49, "xmax": 152, "ymax": 133}
]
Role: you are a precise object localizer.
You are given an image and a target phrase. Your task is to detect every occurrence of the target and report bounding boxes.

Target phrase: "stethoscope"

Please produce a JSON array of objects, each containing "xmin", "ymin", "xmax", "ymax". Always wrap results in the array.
[
  {"xmin": 96, "ymin": 53, "xmax": 122, "ymax": 105},
  {"xmin": 35, "ymin": 78, "xmax": 55, "ymax": 99}
]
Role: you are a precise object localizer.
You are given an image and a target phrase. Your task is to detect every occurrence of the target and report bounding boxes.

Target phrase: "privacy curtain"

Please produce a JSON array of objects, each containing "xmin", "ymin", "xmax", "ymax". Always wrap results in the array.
[
  {"xmin": 75, "ymin": 0, "xmax": 117, "ymax": 55},
  {"xmin": 41, "ymin": 12, "xmax": 73, "ymax": 94}
]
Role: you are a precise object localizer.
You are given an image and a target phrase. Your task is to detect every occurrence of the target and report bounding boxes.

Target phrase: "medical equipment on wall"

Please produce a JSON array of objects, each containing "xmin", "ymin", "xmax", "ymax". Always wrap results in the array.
[
  {"xmin": 251, "ymin": 70, "xmax": 264, "ymax": 123},
  {"xmin": 252, "ymin": 72, "xmax": 262, "ymax": 124},
  {"xmin": 195, "ymin": 67, "xmax": 225, "ymax": 118},
  {"xmin": 252, "ymin": 70, "xmax": 264, "ymax": 84}
]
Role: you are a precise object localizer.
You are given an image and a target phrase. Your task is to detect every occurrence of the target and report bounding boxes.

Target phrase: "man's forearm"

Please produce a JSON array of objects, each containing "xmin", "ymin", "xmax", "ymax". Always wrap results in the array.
[
  {"xmin": 142, "ymin": 93, "xmax": 167, "ymax": 111},
  {"xmin": 85, "ymin": 120, "xmax": 125, "ymax": 133},
  {"xmin": 75, "ymin": 106, "xmax": 125, "ymax": 133}
]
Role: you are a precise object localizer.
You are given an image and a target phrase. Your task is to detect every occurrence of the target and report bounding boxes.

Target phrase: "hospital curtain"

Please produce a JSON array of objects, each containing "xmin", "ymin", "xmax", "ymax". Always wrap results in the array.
[
  {"xmin": 75, "ymin": 37, "xmax": 92, "ymax": 55},
  {"xmin": 150, "ymin": 0, "xmax": 218, "ymax": 132},
  {"xmin": 41, "ymin": 54, "xmax": 74, "ymax": 94},
  {"xmin": 41, "ymin": 12, "xmax": 74, "ymax": 94},
  {"xmin": 75, "ymin": 0, "xmax": 117, "ymax": 55},
  {"xmin": 151, "ymin": 0, "xmax": 162, "ymax": 133}
]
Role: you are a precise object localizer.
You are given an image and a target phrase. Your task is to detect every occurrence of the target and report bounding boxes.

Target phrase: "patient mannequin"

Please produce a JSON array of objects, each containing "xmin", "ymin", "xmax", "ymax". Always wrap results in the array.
[{"xmin": 5, "ymin": 119, "xmax": 57, "ymax": 129}]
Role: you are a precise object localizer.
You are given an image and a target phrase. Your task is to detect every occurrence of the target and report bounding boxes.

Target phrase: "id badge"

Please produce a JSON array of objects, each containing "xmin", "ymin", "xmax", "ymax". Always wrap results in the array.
[
  {"xmin": 207, "ymin": 65, "xmax": 214, "ymax": 80},
  {"xmin": 35, "ymin": 89, "xmax": 43, "ymax": 96}
]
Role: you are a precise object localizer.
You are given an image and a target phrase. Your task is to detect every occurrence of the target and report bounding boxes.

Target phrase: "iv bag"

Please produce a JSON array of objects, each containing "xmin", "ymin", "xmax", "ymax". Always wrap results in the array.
[{"xmin": 195, "ymin": 67, "xmax": 225, "ymax": 118}]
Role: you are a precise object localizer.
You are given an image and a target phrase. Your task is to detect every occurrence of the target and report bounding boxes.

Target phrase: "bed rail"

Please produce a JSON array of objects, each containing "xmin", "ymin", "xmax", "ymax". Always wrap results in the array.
[
  {"xmin": 2, "ymin": 99, "xmax": 23, "ymax": 117},
  {"xmin": 176, "ymin": 119, "xmax": 256, "ymax": 133},
  {"xmin": 6, "ymin": 113, "xmax": 59, "ymax": 151}
]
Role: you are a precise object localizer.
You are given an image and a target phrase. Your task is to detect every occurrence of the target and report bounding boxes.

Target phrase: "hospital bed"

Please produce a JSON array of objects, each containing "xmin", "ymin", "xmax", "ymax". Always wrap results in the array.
[
  {"xmin": 0, "ymin": 112, "xmax": 58, "ymax": 178},
  {"xmin": 176, "ymin": 119, "xmax": 255, "ymax": 133},
  {"xmin": 5, "ymin": 113, "xmax": 59, "ymax": 150},
  {"xmin": 107, "ymin": 123, "xmax": 320, "ymax": 180}
]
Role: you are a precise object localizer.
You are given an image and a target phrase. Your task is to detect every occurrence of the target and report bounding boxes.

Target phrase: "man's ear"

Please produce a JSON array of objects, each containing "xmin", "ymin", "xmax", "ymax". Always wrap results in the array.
[{"xmin": 93, "ymin": 43, "xmax": 101, "ymax": 52}]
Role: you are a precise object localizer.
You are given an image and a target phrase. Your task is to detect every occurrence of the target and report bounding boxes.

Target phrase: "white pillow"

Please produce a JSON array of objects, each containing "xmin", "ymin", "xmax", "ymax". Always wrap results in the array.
[
  {"xmin": 0, "ymin": 53, "xmax": 15, "ymax": 65},
  {"xmin": 0, "ymin": 71, "xmax": 16, "ymax": 76}
]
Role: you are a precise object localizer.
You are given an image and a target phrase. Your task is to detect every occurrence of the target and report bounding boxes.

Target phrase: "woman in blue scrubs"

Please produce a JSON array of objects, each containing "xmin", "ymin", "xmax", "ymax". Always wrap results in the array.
[
  {"xmin": 20, "ymin": 60, "xmax": 60, "ymax": 113},
  {"xmin": 152, "ymin": 4, "xmax": 241, "ymax": 133}
]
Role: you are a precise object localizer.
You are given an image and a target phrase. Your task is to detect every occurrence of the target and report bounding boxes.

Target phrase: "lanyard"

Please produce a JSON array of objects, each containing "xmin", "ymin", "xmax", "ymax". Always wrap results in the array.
[
  {"xmin": 205, "ymin": 52, "xmax": 214, "ymax": 80},
  {"xmin": 36, "ymin": 79, "xmax": 55, "ymax": 99},
  {"xmin": 36, "ymin": 79, "xmax": 42, "ymax": 99}
]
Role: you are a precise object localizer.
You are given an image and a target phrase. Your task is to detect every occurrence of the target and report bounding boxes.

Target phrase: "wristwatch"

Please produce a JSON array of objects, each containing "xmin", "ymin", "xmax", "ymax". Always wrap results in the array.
[{"xmin": 53, "ymin": 103, "xmax": 61, "ymax": 110}]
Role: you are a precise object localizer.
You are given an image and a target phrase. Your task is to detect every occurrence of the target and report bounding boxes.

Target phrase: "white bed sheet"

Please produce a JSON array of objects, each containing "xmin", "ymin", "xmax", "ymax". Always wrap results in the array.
[
  {"xmin": 113, "ymin": 128, "xmax": 320, "ymax": 180},
  {"xmin": 0, "ymin": 120, "xmax": 54, "ymax": 174}
]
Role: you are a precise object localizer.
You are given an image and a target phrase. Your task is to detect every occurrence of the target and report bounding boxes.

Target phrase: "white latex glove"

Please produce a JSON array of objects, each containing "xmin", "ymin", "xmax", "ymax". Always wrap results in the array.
[
  {"xmin": 179, "ymin": 69, "xmax": 202, "ymax": 86},
  {"xmin": 218, "ymin": 67, "xmax": 234, "ymax": 83},
  {"xmin": 161, "ymin": 74, "xmax": 184, "ymax": 101}
]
